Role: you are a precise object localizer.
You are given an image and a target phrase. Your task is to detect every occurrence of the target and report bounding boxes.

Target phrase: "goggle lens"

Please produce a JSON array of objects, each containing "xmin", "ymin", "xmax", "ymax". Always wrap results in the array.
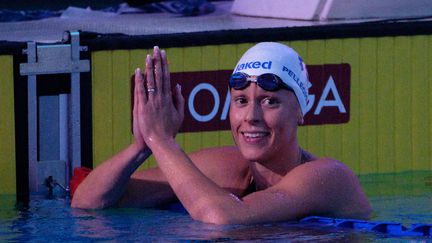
[{"xmin": 229, "ymin": 72, "xmax": 292, "ymax": 92}]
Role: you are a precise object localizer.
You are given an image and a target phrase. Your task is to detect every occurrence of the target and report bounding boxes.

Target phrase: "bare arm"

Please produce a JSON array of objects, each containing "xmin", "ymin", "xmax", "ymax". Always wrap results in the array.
[
  {"xmin": 134, "ymin": 46, "xmax": 251, "ymax": 221},
  {"xmin": 117, "ymin": 145, "xmax": 250, "ymax": 208},
  {"xmin": 151, "ymin": 142, "xmax": 371, "ymax": 224},
  {"xmin": 72, "ymin": 66, "xmax": 158, "ymax": 209},
  {"xmin": 214, "ymin": 158, "xmax": 372, "ymax": 224},
  {"xmin": 71, "ymin": 144, "xmax": 151, "ymax": 209},
  {"xmin": 73, "ymin": 47, "xmax": 245, "ymax": 209}
]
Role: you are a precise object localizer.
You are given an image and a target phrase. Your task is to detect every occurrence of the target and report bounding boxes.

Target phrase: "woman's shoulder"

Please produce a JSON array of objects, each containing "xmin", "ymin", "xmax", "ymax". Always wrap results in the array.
[
  {"xmin": 293, "ymin": 155, "xmax": 359, "ymax": 189},
  {"xmin": 299, "ymin": 155, "xmax": 351, "ymax": 174}
]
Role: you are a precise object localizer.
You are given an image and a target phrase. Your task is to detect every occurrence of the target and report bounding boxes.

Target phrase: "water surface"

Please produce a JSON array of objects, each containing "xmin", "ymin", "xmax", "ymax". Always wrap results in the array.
[{"xmin": 0, "ymin": 171, "xmax": 431, "ymax": 242}]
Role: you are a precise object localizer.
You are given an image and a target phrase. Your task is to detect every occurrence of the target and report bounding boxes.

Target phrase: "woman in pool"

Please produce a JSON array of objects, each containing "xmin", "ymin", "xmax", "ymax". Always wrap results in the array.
[{"xmin": 71, "ymin": 42, "xmax": 371, "ymax": 224}]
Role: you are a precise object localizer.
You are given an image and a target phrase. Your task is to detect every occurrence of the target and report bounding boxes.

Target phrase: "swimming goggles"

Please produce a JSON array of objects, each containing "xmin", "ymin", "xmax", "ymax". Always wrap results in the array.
[{"xmin": 229, "ymin": 72, "xmax": 293, "ymax": 92}]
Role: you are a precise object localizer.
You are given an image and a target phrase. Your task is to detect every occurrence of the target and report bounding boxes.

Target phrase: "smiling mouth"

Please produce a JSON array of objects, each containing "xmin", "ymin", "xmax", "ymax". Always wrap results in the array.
[{"xmin": 241, "ymin": 132, "xmax": 270, "ymax": 139}]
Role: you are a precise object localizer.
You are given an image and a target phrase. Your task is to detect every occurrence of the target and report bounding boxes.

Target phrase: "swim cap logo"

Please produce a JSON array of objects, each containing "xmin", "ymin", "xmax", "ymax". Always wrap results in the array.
[
  {"xmin": 283, "ymin": 66, "xmax": 308, "ymax": 100},
  {"xmin": 235, "ymin": 61, "xmax": 272, "ymax": 72}
]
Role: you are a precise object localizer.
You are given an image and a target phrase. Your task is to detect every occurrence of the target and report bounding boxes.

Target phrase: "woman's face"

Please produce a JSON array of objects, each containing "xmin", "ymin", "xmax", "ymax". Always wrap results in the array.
[{"xmin": 229, "ymin": 83, "xmax": 302, "ymax": 162}]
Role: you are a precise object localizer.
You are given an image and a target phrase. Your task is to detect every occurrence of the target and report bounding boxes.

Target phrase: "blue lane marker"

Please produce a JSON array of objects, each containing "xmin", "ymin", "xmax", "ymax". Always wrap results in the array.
[
  {"xmin": 300, "ymin": 216, "xmax": 432, "ymax": 237},
  {"xmin": 165, "ymin": 201, "xmax": 431, "ymax": 236}
]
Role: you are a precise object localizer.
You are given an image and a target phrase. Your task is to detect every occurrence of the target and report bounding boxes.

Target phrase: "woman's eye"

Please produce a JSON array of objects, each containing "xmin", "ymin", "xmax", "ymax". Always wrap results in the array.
[
  {"xmin": 234, "ymin": 97, "xmax": 247, "ymax": 105},
  {"xmin": 262, "ymin": 97, "xmax": 279, "ymax": 106}
]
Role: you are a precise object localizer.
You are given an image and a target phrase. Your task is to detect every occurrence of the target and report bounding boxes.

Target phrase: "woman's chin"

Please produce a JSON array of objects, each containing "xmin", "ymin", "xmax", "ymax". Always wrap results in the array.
[{"xmin": 239, "ymin": 148, "xmax": 269, "ymax": 162}]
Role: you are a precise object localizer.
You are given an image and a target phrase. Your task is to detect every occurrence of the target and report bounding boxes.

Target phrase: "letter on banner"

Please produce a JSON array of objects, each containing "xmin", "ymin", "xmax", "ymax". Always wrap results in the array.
[
  {"xmin": 314, "ymin": 76, "xmax": 346, "ymax": 115},
  {"xmin": 188, "ymin": 83, "xmax": 220, "ymax": 122}
]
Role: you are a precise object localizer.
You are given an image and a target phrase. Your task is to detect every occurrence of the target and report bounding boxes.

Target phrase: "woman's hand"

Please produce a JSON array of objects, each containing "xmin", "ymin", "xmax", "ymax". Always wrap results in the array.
[
  {"xmin": 135, "ymin": 46, "xmax": 184, "ymax": 148},
  {"xmin": 132, "ymin": 67, "xmax": 147, "ymax": 151}
]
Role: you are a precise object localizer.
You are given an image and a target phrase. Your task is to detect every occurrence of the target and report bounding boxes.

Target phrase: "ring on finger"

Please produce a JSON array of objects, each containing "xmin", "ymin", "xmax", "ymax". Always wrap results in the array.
[{"xmin": 147, "ymin": 88, "xmax": 156, "ymax": 94}]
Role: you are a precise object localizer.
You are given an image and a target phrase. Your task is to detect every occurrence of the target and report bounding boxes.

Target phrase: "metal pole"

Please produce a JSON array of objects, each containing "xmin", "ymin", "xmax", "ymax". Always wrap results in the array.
[
  {"xmin": 70, "ymin": 31, "xmax": 82, "ymax": 174},
  {"xmin": 59, "ymin": 94, "xmax": 69, "ymax": 192},
  {"xmin": 26, "ymin": 42, "xmax": 38, "ymax": 192}
]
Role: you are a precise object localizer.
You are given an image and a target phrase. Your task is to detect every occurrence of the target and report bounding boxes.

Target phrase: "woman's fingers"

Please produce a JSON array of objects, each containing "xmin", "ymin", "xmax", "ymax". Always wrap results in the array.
[
  {"xmin": 145, "ymin": 54, "xmax": 156, "ymax": 96},
  {"xmin": 133, "ymin": 47, "xmax": 185, "ymax": 146},
  {"xmin": 133, "ymin": 69, "xmax": 139, "ymax": 119},
  {"xmin": 173, "ymin": 84, "xmax": 185, "ymax": 135},
  {"xmin": 153, "ymin": 46, "xmax": 164, "ymax": 95},
  {"xmin": 133, "ymin": 68, "xmax": 145, "ymax": 140},
  {"xmin": 174, "ymin": 84, "xmax": 185, "ymax": 120},
  {"xmin": 161, "ymin": 49, "xmax": 171, "ymax": 95},
  {"xmin": 134, "ymin": 68, "xmax": 147, "ymax": 103}
]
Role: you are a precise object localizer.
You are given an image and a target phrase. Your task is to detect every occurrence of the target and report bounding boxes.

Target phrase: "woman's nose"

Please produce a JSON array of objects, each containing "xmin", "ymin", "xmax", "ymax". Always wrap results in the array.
[{"xmin": 244, "ymin": 102, "xmax": 262, "ymax": 124}]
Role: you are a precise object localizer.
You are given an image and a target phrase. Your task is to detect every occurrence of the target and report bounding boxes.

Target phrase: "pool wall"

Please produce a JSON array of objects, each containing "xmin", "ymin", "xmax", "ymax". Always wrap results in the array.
[{"xmin": 1, "ymin": 20, "xmax": 432, "ymax": 205}]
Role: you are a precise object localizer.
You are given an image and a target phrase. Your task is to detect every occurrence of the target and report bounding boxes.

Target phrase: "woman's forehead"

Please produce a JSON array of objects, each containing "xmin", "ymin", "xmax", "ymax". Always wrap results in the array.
[{"xmin": 230, "ymin": 84, "xmax": 294, "ymax": 97}]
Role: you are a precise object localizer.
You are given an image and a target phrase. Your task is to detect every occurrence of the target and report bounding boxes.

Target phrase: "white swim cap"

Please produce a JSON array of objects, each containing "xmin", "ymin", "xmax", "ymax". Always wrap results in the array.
[{"xmin": 233, "ymin": 42, "xmax": 309, "ymax": 116}]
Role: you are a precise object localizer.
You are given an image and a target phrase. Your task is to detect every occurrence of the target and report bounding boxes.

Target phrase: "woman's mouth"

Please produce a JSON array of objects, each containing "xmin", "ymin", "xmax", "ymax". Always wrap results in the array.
[{"xmin": 241, "ymin": 131, "xmax": 270, "ymax": 142}]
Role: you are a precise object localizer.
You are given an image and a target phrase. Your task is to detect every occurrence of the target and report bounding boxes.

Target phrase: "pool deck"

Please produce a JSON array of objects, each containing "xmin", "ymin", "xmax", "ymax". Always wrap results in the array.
[{"xmin": 1, "ymin": 1, "xmax": 427, "ymax": 44}]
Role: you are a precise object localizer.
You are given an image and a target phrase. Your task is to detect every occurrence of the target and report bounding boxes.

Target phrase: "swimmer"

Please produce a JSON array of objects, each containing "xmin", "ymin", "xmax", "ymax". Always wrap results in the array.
[{"xmin": 71, "ymin": 42, "xmax": 372, "ymax": 224}]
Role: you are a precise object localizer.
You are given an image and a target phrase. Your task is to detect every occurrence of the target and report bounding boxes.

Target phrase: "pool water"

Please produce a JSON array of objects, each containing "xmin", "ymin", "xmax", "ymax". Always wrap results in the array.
[{"xmin": 0, "ymin": 171, "xmax": 431, "ymax": 242}]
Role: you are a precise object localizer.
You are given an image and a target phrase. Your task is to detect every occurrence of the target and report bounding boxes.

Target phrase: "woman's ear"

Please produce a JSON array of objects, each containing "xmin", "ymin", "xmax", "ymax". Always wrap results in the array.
[
  {"xmin": 298, "ymin": 116, "xmax": 304, "ymax": 125},
  {"xmin": 298, "ymin": 109, "xmax": 304, "ymax": 125}
]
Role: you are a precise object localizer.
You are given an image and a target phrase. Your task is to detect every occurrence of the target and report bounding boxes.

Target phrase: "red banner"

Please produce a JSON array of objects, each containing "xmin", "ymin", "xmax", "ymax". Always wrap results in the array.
[{"xmin": 132, "ymin": 64, "xmax": 350, "ymax": 132}]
